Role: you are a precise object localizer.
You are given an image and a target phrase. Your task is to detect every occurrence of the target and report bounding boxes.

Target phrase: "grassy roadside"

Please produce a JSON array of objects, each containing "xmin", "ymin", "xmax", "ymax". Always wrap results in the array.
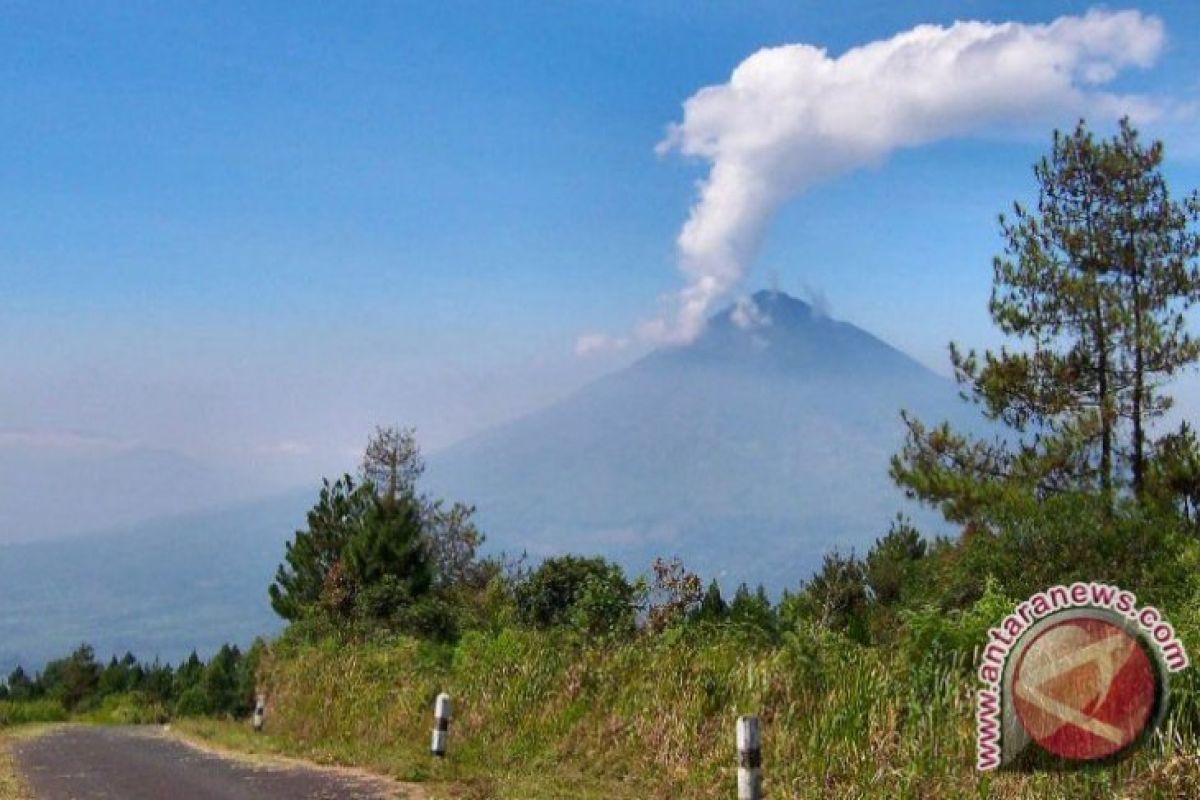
[
  {"xmin": 171, "ymin": 625, "xmax": 1200, "ymax": 800},
  {"xmin": 0, "ymin": 735, "xmax": 31, "ymax": 800},
  {"xmin": 0, "ymin": 725, "xmax": 59, "ymax": 800}
]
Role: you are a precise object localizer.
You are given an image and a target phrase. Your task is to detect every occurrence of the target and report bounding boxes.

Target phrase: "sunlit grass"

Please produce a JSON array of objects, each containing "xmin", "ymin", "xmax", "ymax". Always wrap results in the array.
[{"xmin": 217, "ymin": 623, "xmax": 1200, "ymax": 799}]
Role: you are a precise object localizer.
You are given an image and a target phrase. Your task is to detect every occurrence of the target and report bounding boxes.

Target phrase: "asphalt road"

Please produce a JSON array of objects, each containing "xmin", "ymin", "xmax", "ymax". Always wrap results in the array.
[{"xmin": 13, "ymin": 726, "xmax": 411, "ymax": 800}]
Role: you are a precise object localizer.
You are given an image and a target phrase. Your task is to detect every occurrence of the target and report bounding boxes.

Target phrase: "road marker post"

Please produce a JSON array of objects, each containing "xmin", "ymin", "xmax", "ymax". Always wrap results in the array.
[
  {"xmin": 431, "ymin": 693, "xmax": 452, "ymax": 757},
  {"xmin": 737, "ymin": 715, "xmax": 762, "ymax": 800},
  {"xmin": 252, "ymin": 694, "xmax": 265, "ymax": 732}
]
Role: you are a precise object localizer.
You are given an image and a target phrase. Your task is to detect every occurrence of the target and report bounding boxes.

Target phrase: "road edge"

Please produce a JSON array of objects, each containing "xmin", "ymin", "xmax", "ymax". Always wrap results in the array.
[{"xmin": 162, "ymin": 722, "xmax": 429, "ymax": 799}]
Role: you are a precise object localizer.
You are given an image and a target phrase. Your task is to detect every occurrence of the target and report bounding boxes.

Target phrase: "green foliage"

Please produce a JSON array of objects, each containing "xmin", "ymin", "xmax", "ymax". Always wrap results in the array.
[
  {"xmin": 344, "ymin": 494, "xmax": 432, "ymax": 611},
  {"xmin": 1147, "ymin": 422, "xmax": 1200, "ymax": 529},
  {"xmin": 271, "ymin": 428, "xmax": 495, "ymax": 635},
  {"xmin": 39, "ymin": 644, "xmax": 100, "ymax": 712},
  {"xmin": 174, "ymin": 685, "xmax": 211, "ymax": 718},
  {"xmin": 727, "ymin": 583, "xmax": 778, "ymax": 638},
  {"xmin": 97, "ymin": 653, "xmax": 143, "ymax": 697},
  {"xmin": 3, "ymin": 668, "xmax": 35, "ymax": 702},
  {"xmin": 200, "ymin": 644, "xmax": 243, "ymax": 718},
  {"xmin": 269, "ymin": 475, "xmax": 376, "ymax": 622},
  {"xmin": 236, "ymin": 638, "xmax": 266, "ymax": 715},
  {"xmin": 691, "ymin": 579, "xmax": 728, "ymax": 623},
  {"xmin": 84, "ymin": 692, "xmax": 167, "ymax": 725},
  {"xmin": 894, "ymin": 119, "xmax": 1200, "ymax": 520},
  {"xmin": 514, "ymin": 555, "xmax": 634, "ymax": 630},
  {"xmin": 568, "ymin": 571, "xmax": 640, "ymax": 637},
  {"xmin": 953, "ymin": 492, "xmax": 1192, "ymax": 608},
  {"xmin": 141, "ymin": 659, "xmax": 175, "ymax": 706},
  {"xmin": 249, "ymin": 614, "xmax": 1200, "ymax": 799},
  {"xmin": 790, "ymin": 552, "xmax": 868, "ymax": 640},
  {"xmin": 2, "ymin": 640, "xmax": 263, "ymax": 727},
  {"xmin": 864, "ymin": 515, "xmax": 925, "ymax": 606},
  {"xmin": 0, "ymin": 698, "xmax": 67, "ymax": 727},
  {"xmin": 900, "ymin": 576, "xmax": 1015, "ymax": 665},
  {"xmin": 393, "ymin": 594, "xmax": 462, "ymax": 643},
  {"xmin": 173, "ymin": 651, "xmax": 205, "ymax": 697}
]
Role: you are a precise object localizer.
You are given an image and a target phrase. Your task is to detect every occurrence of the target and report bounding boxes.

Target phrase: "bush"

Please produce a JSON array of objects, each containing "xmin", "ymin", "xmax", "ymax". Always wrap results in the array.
[
  {"xmin": 395, "ymin": 594, "xmax": 462, "ymax": 643},
  {"xmin": 515, "ymin": 555, "xmax": 635, "ymax": 630},
  {"xmin": 173, "ymin": 686, "xmax": 211, "ymax": 718},
  {"xmin": 0, "ymin": 699, "xmax": 67, "ymax": 727},
  {"xmin": 85, "ymin": 692, "xmax": 167, "ymax": 725},
  {"xmin": 900, "ymin": 576, "xmax": 1015, "ymax": 666},
  {"xmin": 954, "ymin": 493, "xmax": 1194, "ymax": 608},
  {"xmin": 569, "ymin": 572, "xmax": 639, "ymax": 637}
]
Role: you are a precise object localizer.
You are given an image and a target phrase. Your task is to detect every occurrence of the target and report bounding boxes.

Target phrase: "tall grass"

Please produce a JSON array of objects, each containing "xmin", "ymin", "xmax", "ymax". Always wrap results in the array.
[
  {"xmin": 0, "ymin": 700, "xmax": 66, "ymax": 727},
  {"xmin": 255, "ymin": 620, "xmax": 1200, "ymax": 799}
]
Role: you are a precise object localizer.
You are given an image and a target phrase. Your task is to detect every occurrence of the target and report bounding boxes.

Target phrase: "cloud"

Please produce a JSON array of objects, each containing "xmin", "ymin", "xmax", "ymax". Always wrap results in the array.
[
  {"xmin": 627, "ymin": 9, "xmax": 1166, "ymax": 345},
  {"xmin": 574, "ymin": 332, "xmax": 631, "ymax": 357}
]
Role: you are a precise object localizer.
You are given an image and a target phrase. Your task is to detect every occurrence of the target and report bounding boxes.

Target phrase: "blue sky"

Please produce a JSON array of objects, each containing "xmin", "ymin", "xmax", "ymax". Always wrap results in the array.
[{"xmin": 2, "ymin": 1, "xmax": 1199, "ymax": 493}]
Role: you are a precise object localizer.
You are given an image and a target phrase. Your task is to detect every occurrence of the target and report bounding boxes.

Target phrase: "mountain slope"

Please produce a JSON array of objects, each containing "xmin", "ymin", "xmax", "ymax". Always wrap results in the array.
[
  {"xmin": 426, "ymin": 291, "xmax": 969, "ymax": 588},
  {"xmin": 0, "ymin": 490, "xmax": 309, "ymax": 673}
]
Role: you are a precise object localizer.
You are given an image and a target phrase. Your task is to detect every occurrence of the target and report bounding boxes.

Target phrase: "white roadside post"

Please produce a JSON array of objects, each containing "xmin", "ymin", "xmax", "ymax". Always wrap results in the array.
[
  {"xmin": 252, "ymin": 694, "xmax": 265, "ymax": 732},
  {"xmin": 431, "ymin": 693, "xmax": 452, "ymax": 757},
  {"xmin": 737, "ymin": 715, "xmax": 762, "ymax": 800}
]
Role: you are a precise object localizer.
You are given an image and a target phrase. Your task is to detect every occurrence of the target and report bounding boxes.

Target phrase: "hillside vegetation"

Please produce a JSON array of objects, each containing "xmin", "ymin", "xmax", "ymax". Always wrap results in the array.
[{"xmin": 242, "ymin": 615, "xmax": 1200, "ymax": 799}]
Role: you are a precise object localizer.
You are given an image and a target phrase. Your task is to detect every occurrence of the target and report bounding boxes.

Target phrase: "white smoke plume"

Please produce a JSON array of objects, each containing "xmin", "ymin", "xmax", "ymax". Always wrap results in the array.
[
  {"xmin": 730, "ymin": 295, "xmax": 772, "ymax": 330},
  {"xmin": 578, "ymin": 9, "xmax": 1167, "ymax": 353}
]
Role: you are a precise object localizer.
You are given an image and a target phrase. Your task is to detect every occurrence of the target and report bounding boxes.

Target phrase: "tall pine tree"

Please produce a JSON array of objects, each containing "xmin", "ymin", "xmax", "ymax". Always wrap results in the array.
[{"xmin": 894, "ymin": 119, "xmax": 1200, "ymax": 521}]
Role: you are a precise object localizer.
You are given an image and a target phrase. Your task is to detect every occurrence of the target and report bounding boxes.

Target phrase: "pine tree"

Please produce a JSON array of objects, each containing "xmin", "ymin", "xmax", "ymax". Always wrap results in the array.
[
  {"xmin": 345, "ymin": 492, "xmax": 433, "ymax": 620},
  {"xmin": 865, "ymin": 516, "xmax": 926, "ymax": 605},
  {"xmin": 729, "ymin": 583, "xmax": 777, "ymax": 633},
  {"xmin": 692, "ymin": 579, "xmax": 728, "ymax": 622},
  {"xmin": 894, "ymin": 119, "xmax": 1200, "ymax": 519},
  {"xmin": 142, "ymin": 659, "xmax": 175, "ymax": 706},
  {"xmin": 5, "ymin": 666, "xmax": 35, "ymax": 701},
  {"xmin": 360, "ymin": 425, "xmax": 424, "ymax": 507},
  {"xmin": 269, "ymin": 475, "xmax": 375, "ymax": 621},
  {"xmin": 44, "ymin": 644, "xmax": 100, "ymax": 711},
  {"xmin": 201, "ymin": 644, "xmax": 242, "ymax": 717},
  {"xmin": 173, "ymin": 651, "xmax": 205, "ymax": 697}
]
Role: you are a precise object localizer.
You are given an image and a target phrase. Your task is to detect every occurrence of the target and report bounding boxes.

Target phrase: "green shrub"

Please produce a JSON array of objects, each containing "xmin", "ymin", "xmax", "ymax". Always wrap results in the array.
[
  {"xmin": 0, "ymin": 699, "xmax": 67, "ymax": 727},
  {"xmin": 84, "ymin": 692, "xmax": 167, "ymax": 725},
  {"xmin": 515, "ymin": 555, "xmax": 634, "ymax": 629},
  {"xmin": 173, "ymin": 686, "xmax": 211, "ymax": 718}
]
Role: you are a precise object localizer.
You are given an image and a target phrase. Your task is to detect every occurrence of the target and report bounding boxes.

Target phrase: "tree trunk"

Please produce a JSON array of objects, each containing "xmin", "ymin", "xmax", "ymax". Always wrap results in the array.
[
  {"xmin": 1094, "ymin": 302, "xmax": 1113, "ymax": 497},
  {"xmin": 1130, "ymin": 243, "xmax": 1146, "ymax": 499}
]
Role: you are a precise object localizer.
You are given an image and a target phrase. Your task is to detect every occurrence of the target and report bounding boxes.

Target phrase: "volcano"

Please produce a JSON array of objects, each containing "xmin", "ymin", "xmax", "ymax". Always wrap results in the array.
[{"xmin": 425, "ymin": 291, "xmax": 969, "ymax": 588}]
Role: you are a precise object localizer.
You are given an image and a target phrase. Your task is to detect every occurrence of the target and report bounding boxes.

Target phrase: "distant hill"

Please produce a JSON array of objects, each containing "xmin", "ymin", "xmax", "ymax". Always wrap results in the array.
[
  {"xmin": 0, "ymin": 490, "xmax": 307, "ymax": 673},
  {"xmin": 425, "ymin": 290, "xmax": 971, "ymax": 589}
]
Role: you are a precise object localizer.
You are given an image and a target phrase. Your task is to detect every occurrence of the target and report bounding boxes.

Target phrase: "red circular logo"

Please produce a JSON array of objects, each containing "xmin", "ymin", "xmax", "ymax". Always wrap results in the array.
[{"xmin": 1012, "ymin": 617, "xmax": 1157, "ymax": 761}]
